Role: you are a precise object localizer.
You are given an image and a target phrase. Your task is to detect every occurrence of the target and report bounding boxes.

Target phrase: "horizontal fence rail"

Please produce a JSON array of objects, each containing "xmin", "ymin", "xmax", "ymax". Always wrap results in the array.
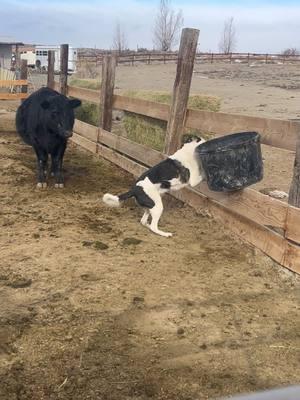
[
  {"xmin": 58, "ymin": 83, "xmax": 300, "ymax": 152},
  {"xmin": 0, "ymin": 79, "xmax": 28, "ymax": 87},
  {"xmin": 50, "ymin": 40, "xmax": 300, "ymax": 276},
  {"xmin": 0, "ymin": 62, "xmax": 28, "ymax": 100},
  {"xmin": 71, "ymin": 119, "xmax": 300, "ymax": 274},
  {"xmin": 0, "ymin": 93, "xmax": 28, "ymax": 100}
]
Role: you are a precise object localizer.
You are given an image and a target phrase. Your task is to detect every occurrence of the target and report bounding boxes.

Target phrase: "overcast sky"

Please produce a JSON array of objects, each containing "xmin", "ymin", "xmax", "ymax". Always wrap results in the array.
[{"xmin": 1, "ymin": 0, "xmax": 299, "ymax": 53}]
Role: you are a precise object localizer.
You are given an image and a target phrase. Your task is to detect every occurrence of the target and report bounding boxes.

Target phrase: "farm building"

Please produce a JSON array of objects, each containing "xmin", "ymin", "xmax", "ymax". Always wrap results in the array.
[{"xmin": 0, "ymin": 37, "xmax": 23, "ymax": 69}]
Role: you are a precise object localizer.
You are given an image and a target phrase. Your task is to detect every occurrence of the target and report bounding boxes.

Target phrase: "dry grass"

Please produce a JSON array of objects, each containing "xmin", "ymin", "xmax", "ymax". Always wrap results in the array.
[
  {"xmin": 69, "ymin": 78, "xmax": 101, "ymax": 91},
  {"xmin": 69, "ymin": 79, "xmax": 102, "ymax": 127},
  {"xmin": 122, "ymin": 90, "xmax": 221, "ymax": 151},
  {"xmin": 123, "ymin": 90, "xmax": 220, "ymax": 112},
  {"xmin": 68, "ymin": 79, "xmax": 221, "ymax": 151},
  {"xmin": 73, "ymin": 61, "xmax": 100, "ymax": 79}
]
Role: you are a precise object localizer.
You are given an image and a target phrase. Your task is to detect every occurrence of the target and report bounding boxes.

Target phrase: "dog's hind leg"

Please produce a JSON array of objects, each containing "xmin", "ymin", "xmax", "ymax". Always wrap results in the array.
[
  {"xmin": 140, "ymin": 210, "xmax": 150, "ymax": 227},
  {"xmin": 136, "ymin": 178, "xmax": 172, "ymax": 237},
  {"xmin": 149, "ymin": 199, "xmax": 172, "ymax": 237}
]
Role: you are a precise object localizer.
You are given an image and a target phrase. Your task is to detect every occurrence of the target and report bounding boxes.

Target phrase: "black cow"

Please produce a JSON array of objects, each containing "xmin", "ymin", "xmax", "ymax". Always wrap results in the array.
[{"xmin": 16, "ymin": 87, "xmax": 81, "ymax": 188}]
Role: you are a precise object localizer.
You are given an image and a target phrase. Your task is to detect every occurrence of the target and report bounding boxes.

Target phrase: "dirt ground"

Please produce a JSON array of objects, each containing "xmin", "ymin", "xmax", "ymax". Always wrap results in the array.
[
  {"xmin": 1, "ymin": 63, "xmax": 300, "ymax": 399},
  {"xmin": 0, "ymin": 132, "xmax": 299, "ymax": 400},
  {"xmin": 113, "ymin": 63, "xmax": 300, "ymax": 120}
]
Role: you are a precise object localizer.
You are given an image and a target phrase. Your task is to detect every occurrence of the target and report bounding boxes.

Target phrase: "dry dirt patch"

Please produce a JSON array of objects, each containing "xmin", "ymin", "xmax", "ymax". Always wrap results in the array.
[{"xmin": 0, "ymin": 132, "xmax": 299, "ymax": 400}]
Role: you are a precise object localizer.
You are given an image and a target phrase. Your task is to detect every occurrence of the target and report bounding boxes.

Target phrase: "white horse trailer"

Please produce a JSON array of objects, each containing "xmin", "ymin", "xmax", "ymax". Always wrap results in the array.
[
  {"xmin": 20, "ymin": 51, "xmax": 36, "ymax": 68},
  {"xmin": 35, "ymin": 45, "xmax": 77, "ymax": 72}
]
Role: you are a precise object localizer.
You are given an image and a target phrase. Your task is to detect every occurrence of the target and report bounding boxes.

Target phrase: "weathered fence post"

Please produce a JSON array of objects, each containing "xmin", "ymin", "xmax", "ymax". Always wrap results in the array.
[
  {"xmin": 47, "ymin": 50, "xmax": 55, "ymax": 89},
  {"xmin": 20, "ymin": 59, "xmax": 28, "ymax": 95},
  {"xmin": 164, "ymin": 28, "xmax": 199, "ymax": 155},
  {"xmin": 99, "ymin": 55, "xmax": 117, "ymax": 132},
  {"xmin": 288, "ymin": 135, "xmax": 300, "ymax": 207},
  {"xmin": 59, "ymin": 44, "xmax": 69, "ymax": 95},
  {"xmin": 15, "ymin": 44, "xmax": 21, "ymax": 71}
]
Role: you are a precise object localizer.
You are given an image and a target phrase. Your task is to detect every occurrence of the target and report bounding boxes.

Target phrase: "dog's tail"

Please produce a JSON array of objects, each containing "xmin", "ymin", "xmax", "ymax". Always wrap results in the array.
[{"xmin": 102, "ymin": 189, "xmax": 135, "ymax": 207}]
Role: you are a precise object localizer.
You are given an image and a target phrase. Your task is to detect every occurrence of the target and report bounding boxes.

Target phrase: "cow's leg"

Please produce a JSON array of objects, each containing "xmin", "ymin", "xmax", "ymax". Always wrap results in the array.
[
  {"xmin": 51, "ymin": 142, "xmax": 66, "ymax": 188},
  {"xmin": 33, "ymin": 146, "xmax": 48, "ymax": 188}
]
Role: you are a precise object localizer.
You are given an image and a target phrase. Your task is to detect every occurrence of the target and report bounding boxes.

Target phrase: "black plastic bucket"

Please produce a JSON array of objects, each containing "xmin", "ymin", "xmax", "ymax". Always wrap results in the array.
[{"xmin": 196, "ymin": 131, "xmax": 263, "ymax": 192}]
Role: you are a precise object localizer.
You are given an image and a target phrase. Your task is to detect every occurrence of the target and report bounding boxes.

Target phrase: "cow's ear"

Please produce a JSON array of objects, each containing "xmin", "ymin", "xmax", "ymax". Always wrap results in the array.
[
  {"xmin": 41, "ymin": 100, "xmax": 50, "ymax": 109},
  {"xmin": 69, "ymin": 98, "xmax": 81, "ymax": 108}
]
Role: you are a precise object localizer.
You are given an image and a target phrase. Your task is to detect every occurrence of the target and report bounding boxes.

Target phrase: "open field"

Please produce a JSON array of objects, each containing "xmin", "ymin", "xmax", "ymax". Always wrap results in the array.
[
  {"xmin": 0, "ymin": 132, "xmax": 299, "ymax": 400},
  {"xmin": 112, "ymin": 63, "xmax": 300, "ymax": 120}
]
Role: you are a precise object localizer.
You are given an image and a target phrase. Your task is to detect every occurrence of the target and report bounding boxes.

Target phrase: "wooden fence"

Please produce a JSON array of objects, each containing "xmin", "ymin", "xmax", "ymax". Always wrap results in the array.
[
  {"xmin": 50, "ymin": 30, "xmax": 300, "ymax": 275},
  {"xmin": 0, "ymin": 60, "xmax": 28, "ymax": 100},
  {"xmin": 77, "ymin": 51, "xmax": 300, "ymax": 67}
]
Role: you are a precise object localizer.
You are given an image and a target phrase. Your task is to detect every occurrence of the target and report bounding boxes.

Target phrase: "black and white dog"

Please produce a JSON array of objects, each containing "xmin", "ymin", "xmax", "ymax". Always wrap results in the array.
[{"xmin": 103, "ymin": 136, "xmax": 205, "ymax": 237}]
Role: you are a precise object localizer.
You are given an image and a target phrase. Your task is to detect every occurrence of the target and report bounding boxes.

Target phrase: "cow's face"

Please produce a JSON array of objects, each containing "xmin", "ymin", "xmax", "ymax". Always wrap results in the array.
[{"xmin": 41, "ymin": 96, "xmax": 81, "ymax": 139}]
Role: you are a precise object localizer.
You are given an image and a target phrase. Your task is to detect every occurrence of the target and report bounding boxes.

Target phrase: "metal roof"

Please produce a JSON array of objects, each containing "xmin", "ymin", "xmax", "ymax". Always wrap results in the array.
[
  {"xmin": 0, "ymin": 37, "xmax": 23, "ymax": 45},
  {"xmin": 0, "ymin": 42, "xmax": 24, "ymax": 45}
]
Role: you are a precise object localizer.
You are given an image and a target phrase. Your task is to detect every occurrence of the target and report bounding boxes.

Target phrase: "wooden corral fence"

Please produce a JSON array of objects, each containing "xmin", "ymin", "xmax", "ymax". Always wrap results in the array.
[
  {"xmin": 0, "ymin": 60, "xmax": 28, "ymax": 100},
  {"xmin": 49, "ymin": 34, "xmax": 300, "ymax": 275},
  {"xmin": 77, "ymin": 51, "xmax": 300, "ymax": 67}
]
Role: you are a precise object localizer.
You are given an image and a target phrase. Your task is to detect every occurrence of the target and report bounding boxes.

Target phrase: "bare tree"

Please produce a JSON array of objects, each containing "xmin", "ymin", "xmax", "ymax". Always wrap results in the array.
[
  {"xmin": 219, "ymin": 17, "xmax": 236, "ymax": 54},
  {"xmin": 282, "ymin": 48, "xmax": 299, "ymax": 56},
  {"xmin": 153, "ymin": 0, "xmax": 184, "ymax": 51},
  {"xmin": 112, "ymin": 21, "xmax": 128, "ymax": 54}
]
